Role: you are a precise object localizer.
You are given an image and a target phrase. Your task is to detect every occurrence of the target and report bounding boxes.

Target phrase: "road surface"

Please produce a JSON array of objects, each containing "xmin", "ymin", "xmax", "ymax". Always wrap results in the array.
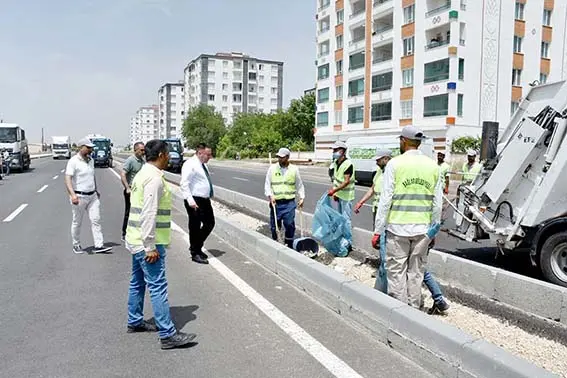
[{"xmin": 0, "ymin": 158, "xmax": 432, "ymax": 378}]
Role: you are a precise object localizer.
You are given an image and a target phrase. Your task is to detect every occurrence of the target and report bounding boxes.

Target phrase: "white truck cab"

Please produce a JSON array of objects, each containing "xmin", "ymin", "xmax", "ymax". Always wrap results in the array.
[{"xmin": 51, "ymin": 136, "xmax": 71, "ymax": 159}]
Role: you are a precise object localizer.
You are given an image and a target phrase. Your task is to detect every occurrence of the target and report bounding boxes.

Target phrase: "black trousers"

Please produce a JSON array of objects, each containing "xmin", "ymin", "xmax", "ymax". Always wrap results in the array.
[
  {"xmin": 184, "ymin": 197, "xmax": 215, "ymax": 255},
  {"xmin": 122, "ymin": 190, "xmax": 131, "ymax": 237}
]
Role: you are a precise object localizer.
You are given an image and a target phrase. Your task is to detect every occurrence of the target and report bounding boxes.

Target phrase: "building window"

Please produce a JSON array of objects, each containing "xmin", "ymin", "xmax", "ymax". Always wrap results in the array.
[
  {"xmin": 336, "ymin": 84, "xmax": 343, "ymax": 99},
  {"xmin": 457, "ymin": 94, "xmax": 464, "ymax": 116},
  {"xmin": 424, "ymin": 58, "xmax": 450, "ymax": 83},
  {"xmin": 335, "ymin": 110, "xmax": 342, "ymax": 125},
  {"xmin": 319, "ymin": 17, "xmax": 330, "ymax": 33},
  {"xmin": 223, "ymin": 72, "xmax": 229, "ymax": 79},
  {"xmin": 403, "ymin": 4, "xmax": 415, "ymax": 24},
  {"xmin": 348, "ymin": 106, "xmax": 364, "ymax": 124},
  {"xmin": 319, "ymin": 40, "xmax": 330, "ymax": 56},
  {"xmin": 319, "ymin": 0, "xmax": 330, "ymax": 10},
  {"xmin": 513, "ymin": 36, "xmax": 523, "ymax": 53},
  {"xmin": 348, "ymin": 78, "xmax": 364, "ymax": 97},
  {"xmin": 337, "ymin": 9, "xmax": 344, "ymax": 25},
  {"xmin": 336, "ymin": 34, "xmax": 344, "ymax": 49},
  {"xmin": 371, "ymin": 72, "xmax": 392, "ymax": 92},
  {"xmin": 318, "ymin": 87, "xmax": 330, "ymax": 103},
  {"xmin": 401, "ymin": 100, "xmax": 413, "ymax": 119},
  {"xmin": 511, "ymin": 101, "xmax": 520, "ymax": 115},
  {"xmin": 208, "ymin": 94, "xmax": 215, "ymax": 101},
  {"xmin": 515, "ymin": 2, "xmax": 524, "ymax": 20},
  {"xmin": 424, "ymin": 94, "xmax": 449, "ymax": 117},
  {"xmin": 222, "ymin": 83, "xmax": 228, "ymax": 90},
  {"xmin": 317, "ymin": 112, "xmax": 329, "ymax": 127},
  {"xmin": 349, "ymin": 52, "xmax": 365, "ymax": 70},
  {"xmin": 233, "ymin": 94, "xmax": 242, "ymax": 103},
  {"xmin": 540, "ymin": 73, "xmax": 548, "ymax": 84},
  {"xmin": 458, "ymin": 58, "xmax": 465, "ymax": 80},
  {"xmin": 402, "ymin": 69, "xmax": 414, "ymax": 87},
  {"xmin": 318, "ymin": 63, "xmax": 330, "ymax": 80},
  {"xmin": 541, "ymin": 42, "xmax": 550, "ymax": 58},
  {"xmin": 543, "ymin": 9, "xmax": 552, "ymax": 26},
  {"xmin": 403, "ymin": 37, "xmax": 414, "ymax": 56},
  {"xmin": 336, "ymin": 60, "xmax": 343, "ymax": 75},
  {"xmin": 371, "ymin": 102, "xmax": 392, "ymax": 122},
  {"xmin": 512, "ymin": 69, "xmax": 522, "ymax": 86},
  {"xmin": 249, "ymin": 72, "xmax": 257, "ymax": 80}
]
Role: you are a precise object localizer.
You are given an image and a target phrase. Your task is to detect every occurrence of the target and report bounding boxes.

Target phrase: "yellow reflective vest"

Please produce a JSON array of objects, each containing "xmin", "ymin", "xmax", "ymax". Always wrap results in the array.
[
  {"xmin": 270, "ymin": 164, "xmax": 297, "ymax": 200},
  {"xmin": 372, "ymin": 169, "xmax": 384, "ymax": 212},
  {"xmin": 332, "ymin": 159, "xmax": 356, "ymax": 201},
  {"xmin": 461, "ymin": 162, "xmax": 482, "ymax": 183}
]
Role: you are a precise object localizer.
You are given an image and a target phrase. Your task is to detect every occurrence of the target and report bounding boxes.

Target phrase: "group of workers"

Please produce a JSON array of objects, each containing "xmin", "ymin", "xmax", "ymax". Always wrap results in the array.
[{"xmin": 264, "ymin": 125, "xmax": 483, "ymax": 313}]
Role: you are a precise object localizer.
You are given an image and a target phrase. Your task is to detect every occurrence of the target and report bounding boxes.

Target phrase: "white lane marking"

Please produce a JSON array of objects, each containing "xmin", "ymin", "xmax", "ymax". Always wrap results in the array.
[
  {"xmin": 3, "ymin": 204, "xmax": 28, "ymax": 222},
  {"xmin": 60, "ymin": 169, "xmax": 64, "ymax": 173},
  {"xmin": 108, "ymin": 166, "xmax": 363, "ymax": 378},
  {"xmin": 37, "ymin": 185, "xmax": 48, "ymax": 193},
  {"xmin": 52, "ymin": 175, "xmax": 59, "ymax": 180},
  {"xmin": 233, "ymin": 177, "xmax": 249, "ymax": 182}
]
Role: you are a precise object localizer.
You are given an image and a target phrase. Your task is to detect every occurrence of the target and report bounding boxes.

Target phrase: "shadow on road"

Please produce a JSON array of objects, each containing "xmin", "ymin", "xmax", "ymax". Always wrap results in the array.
[
  {"xmin": 208, "ymin": 249, "xmax": 226, "ymax": 258},
  {"xmin": 170, "ymin": 305, "xmax": 199, "ymax": 330}
]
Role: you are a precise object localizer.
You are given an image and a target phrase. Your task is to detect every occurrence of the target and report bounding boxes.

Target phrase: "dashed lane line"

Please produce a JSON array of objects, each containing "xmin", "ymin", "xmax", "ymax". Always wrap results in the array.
[{"xmin": 3, "ymin": 204, "xmax": 28, "ymax": 222}]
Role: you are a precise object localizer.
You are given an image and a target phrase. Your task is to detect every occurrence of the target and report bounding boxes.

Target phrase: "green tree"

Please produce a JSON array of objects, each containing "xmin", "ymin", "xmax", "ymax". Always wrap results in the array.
[
  {"xmin": 451, "ymin": 136, "xmax": 481, "ymax": 154},
  {"xmin": 284, "ymin": 93, "xmax": 315, "ymax": 148},
  {"xmin": 182, "ymin": 104, "xmax": 227, "ymax": 154}
]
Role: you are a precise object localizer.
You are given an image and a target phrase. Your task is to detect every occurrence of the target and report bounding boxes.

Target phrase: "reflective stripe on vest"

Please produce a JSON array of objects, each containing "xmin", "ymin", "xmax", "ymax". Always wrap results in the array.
[
  {"xmin": 270, "ymin": 164, "xmax": 297, "ymax": 200},
  {"xmin": 387, "ymin": 153, "xmax": 439, "ymax": 225},
  {"xmin": 332, "ymin": 159, "xmax": 356, "ymax": 201},
  {"xmin": 125, "ymin": 165, "xmax": 172, "ymax": 246},
  {"xmin": 372, "ymin": 169, "xmax": 384, "ymax": 212},
  {"xmin": 461, "ymin": 162, "xmax": 482, "ymax": 183}
]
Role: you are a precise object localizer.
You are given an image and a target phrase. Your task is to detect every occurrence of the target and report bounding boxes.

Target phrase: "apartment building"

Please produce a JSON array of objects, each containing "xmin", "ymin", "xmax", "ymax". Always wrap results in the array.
[
  {"xmin": 129, "ymin": 105, "xmax": 159, "ymax": 145},
  {"xmin": 314, "ymin": 0, "xmax": 567, "ymax": 158},
  {"xmin": 158, "ymin": 82, "xmax": 185, "ymax": 139},
  {"xmin": 184, "ymin": 52, "xmax": 284, "ymax": 124}
]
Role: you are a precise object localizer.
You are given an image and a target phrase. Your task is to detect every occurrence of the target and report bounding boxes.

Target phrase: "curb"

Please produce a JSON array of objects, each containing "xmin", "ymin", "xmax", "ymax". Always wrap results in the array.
[{"xmin": 30, "ymin": 154, "xmax": 51, "ymax": 159}]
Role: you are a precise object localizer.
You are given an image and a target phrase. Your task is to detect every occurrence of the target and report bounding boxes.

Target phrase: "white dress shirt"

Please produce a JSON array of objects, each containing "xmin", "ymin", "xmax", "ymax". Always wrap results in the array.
[
  {"xmin": 374, "ymin": 150, "xmax": 442, "ymax": 237},
  {"xmin": 264, "ymin": 164, "xmax": 306, "ymax": 200},
  {"xmin": 180, "ymin": 156, "xmax": 213, "ymax": 207}
]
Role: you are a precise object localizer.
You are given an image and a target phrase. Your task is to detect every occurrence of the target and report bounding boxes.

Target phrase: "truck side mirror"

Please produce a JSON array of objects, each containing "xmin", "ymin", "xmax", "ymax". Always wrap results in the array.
[{"xmin": 111, "ymin": 143, "xmax": 114, "ymax": 147}]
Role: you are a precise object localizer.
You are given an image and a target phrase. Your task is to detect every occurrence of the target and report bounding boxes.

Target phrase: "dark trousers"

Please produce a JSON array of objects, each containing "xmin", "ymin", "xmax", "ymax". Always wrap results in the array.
[
  {"xmin": 269, "ymin": 199, "xmax": 296, "ymax": 248},
  {"xmin": 184, "ymin": 197, "xmax": 215, "ymax": 255},
  {"xmin": 122, "ymin": 190, "xmax": 131, "ymax": 237}
]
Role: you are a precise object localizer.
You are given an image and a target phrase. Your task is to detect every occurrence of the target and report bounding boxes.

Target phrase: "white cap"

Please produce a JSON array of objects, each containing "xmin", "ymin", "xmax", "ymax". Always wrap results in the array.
[
  {"xmin": 275, "ymin": 147, "xmax": 291, "ymax": 157},
  {"xmin": 375, "ymin": 149, "xmax": 392, "ymax": 160},
  {"xmin": 77, "ymin": 137, "xmax": 94, "ymax": 148},
  {"xmin": 467, "ymin": 149, "xmax": 477, "ymax": 156},
  {"xmin": 400, "ymin": 125, "xmax": 425, "ymax": 141},
  {"xmin": 331, "ymin": 141, "xmax": 348, "ymax": 150}
]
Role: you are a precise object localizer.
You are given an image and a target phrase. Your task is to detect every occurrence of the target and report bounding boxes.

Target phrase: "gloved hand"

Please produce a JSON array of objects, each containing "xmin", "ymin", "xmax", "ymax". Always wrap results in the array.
[
  {"xmin": 371, "ymin": 234, "xmax": 381, "ymax": 249},
  {"xmin": 427, "ymin": 223, "xmax": 441, "ymax": 239},
  {"xmin": 354, "ymin": 201, "xmax": 363, "ymax": 214},
  {"xmin": 327, "ymin": 189, "xmax": 336, "ymax": 197}
]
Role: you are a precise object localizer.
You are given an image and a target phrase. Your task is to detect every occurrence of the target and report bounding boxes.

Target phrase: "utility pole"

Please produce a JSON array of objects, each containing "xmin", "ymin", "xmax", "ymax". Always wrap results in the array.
[{"xmin": 41, "ymin": 127, "xmax": 45, "ymax": 151}]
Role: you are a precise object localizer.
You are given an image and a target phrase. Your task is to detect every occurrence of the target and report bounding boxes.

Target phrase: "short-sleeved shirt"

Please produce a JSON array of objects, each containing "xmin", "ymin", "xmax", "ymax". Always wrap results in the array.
[
  {"xmin": 123, "ymin": 155, "xmax": 145, "ymax": 186},
  {"xmin": 330, "ymin": 159, "xmax": 354, "ymax": 177},
  {"xmin": 65, "ymin": 154, "xmax": 95, "ymax": 192}
]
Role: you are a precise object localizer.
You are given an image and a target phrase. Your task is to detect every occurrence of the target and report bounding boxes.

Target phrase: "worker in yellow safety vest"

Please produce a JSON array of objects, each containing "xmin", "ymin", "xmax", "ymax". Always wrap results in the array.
[
  {"xmin": 437, "ymin": 151, "xmax": 451, "ymax": 225},
  {"xmin": 265, "ymin": 147, "xmax": 305, "ymax": 248},
  {"xmin": 371, "ymin": 126, "xmax": 443, "ymax": 308},
  {"xmin": 461, "ymin": 149, "xmax": 482, "ymax": 184},
  {"xmin": 354, "ymin": 149, "xmax": 393, "ymax": 220}
]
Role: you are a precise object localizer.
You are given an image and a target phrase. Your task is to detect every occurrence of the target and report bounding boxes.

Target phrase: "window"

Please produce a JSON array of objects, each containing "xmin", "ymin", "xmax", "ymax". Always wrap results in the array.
[
  {"xmin": 336, "ymin": 35, "xmax": 344, "ymax": 49},
  {"xmin": 424, "ymin": 58, "xmax": 450, "ymax": 83},
  {"xmin": 336, "ymin": 85, "xmax": 343, "ymax": 99},
  {"xmin": 371, "ymin": 72, "xmax": 392, "ymax": 92},
  {"xmin": 540, "ymin": 73, "xmax": 548, "ymax": 84},
  {"xmin": 458, "ymin": 58, "xmax": 465, "ymax": 80},
  {"xmin": 336, "ymin": 60, "xmax": 343, "ymax": 75},
  {"xmin": 349, "ymin": 52, "xmax": 365, "ymax": 70},
  {"xmin": 318, "ymin": 63, "xmax": 330, "ymax": 80},
  {"xmin": 512, "ymin": 69, "xmax": 522, "ymax": 86},
  {"xmin": 233, "ymin": 94, "xmax": 242, "ymax": 103},
  {"xmin": 513, "ymin": 36, "xmax": 523, "ymax": 53},
  {"xmin": 249, "ymin": 72, "xmax": 257, "ymax": 80},
  {"xmin": 319, "ymin": 0, "xmax": 330, "ymax": 10},
  {"xmin": 271, "ymin": 87, "xmax": 278, "ymax": 95},
  {"xmin": 318, "ymin": 88, "xmax": 329, "ymax": 103},
  {"xmin": 222, "ymin": 83, "xmax": 228, "ymax": 90},
  {"xmin": 319, "ymin": 40, "xmax": 330, "ymax": 56},
  {"xmin": 208, "ymin": 94, "xmax": 215, "ymax": 101},
  {"xmin": 371, "ymin": 102, "xmax": 392, "ymax": 121},
  {"xmin": 403, "ymin": 5, "xmax": 415, "ymax": 24},
  {"xmin": 335, "ymin": 110, "xmax": 342, "ymax": 125},
  {"xmin": 223, "ymin": 72, "xmax": 229, "ymax": 79},
  {"xmin": 457, "ymin": 94, "xmax": 464, "ymax": 116},
  {"xmin": 348, "ymin": 78, "xmax": 364, "ymax": 96},
  {"xmin": 319, "ymin": 17, "xmax": 330, "ymax": 33},
  {"xmin": 337, "ymin": 9, "xmax": 344, "ymax": 24},
  {"xmin": 515, "ymin": 2, "xmax": 524, "ymax": 20},
  {"xmin": 401, "ymin": 100, "xmax": 413, "ymax": 119},
  {"xmin": 233, "ymin": 83, "xmax": 243, "ymax": 91},
  {"xmin": 223, "ymin": 61, "xmax": 228, "ymax": 67},
  {"xmin": 317, "ymin": 112, "xmax": 329, "ymax": 127},
  {"xmin": 403, "ymin": 37, "xmax": 414, "ymax": 56},
  {"xmin": 348, "ymin": 106, "xmax": 364, "ymax": 124},
  {"xmin": 402, "ymin": 69, "xmax": 414, "ymax": 87},
  {"xmin": 511, "ymin": 101, "xmax": 520, "ymax": 115},
  {"xmin": 424, "ymin": 94, "xmax": 449, "ymax": 117},
  {"xmin": 541, "ymin": 42, "xmax": 550, "ymax": 58},
  {"xmin": 222, "ymin": 95, "xmax": 228, "ymax": 102},
  {"xmin": 543, "ymin": 9, "xmax": 552, "ymax": 26}
]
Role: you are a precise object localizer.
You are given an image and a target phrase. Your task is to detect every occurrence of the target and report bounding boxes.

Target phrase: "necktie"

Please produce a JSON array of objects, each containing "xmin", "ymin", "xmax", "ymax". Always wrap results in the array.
[{"xmin": 202, "ymin": 163, "xmax": 214, "ymax": 198}]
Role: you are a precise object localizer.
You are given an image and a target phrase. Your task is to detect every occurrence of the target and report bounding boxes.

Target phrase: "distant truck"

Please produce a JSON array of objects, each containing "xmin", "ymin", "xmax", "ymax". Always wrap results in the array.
[
  {"xmin": 87, "ymin": 134, "xmax": 114, "ymax": 168},
  {"xmin": 51, "ymin": 136, "xmax": 71, "ymax": 159},
  {"xmin": 163, "ymin": 138, "xmax": 184, "ymax": 173},
  {"xmin": 0, "ymin": 123, "xmax": 31, "ymax": 172}
]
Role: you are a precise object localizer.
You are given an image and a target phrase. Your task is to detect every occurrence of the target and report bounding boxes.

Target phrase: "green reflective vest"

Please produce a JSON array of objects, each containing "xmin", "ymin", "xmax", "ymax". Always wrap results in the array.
[
  {"xmin": 439, "ymin": 162, "xmax": 450, "ymax": 180},
  {"xmin": 461, "ymin": 162, "xmax": 482, "ymax": 183},
  {"xmin": 372, "ymin": 169, "xmax": 384, "ymax": 212},
  {"xmin": 332, "ymin": 159, "xmax": 356, "ymax": 201},
  {"xmin": 388, "ymin": 153, "xmax": 439, "ymax": 225},
  {"xmin": 125, "ymin": 165, "xmax": 172, "ymax": 246},
  {"xmin": 270, "ymin": 164, "xmax": 297, "ymax": 200}
]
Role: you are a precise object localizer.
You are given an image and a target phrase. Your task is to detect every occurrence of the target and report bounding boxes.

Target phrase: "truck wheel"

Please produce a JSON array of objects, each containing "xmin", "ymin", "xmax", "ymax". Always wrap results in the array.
[{"xmin": 540, "ymin": 231, "xmax": 567, "ymax": 287}]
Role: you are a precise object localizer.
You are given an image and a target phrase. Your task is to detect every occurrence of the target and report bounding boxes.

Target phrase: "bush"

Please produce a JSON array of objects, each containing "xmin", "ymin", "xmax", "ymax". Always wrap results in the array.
[{"xmin": 451, "ymin": 136, "xmax": 481, "ymax": 154}]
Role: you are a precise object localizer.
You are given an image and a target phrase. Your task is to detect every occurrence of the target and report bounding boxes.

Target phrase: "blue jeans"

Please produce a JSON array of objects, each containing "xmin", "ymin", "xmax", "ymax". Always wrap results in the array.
[
  {"xmin": 127, "ymin": 245, "xmax": 176, "ymax": 339},
  {"xmin": 423, "ymin": 270, "xmax": 443, "ymax": 303},
  {"xmin": 336, "ymin": 199, "xmax": 353, "ymax": 245},
  {"xmin": 270, "ymin": 200, "xmax": 296, "ymax": 248}
]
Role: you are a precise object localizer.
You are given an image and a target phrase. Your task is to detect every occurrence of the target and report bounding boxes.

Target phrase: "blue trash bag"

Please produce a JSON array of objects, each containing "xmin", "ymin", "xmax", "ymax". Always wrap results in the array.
[
  {"xmin": 311, "ymin": 193, "xmax": 352, "ymax": 257},
  {"xmin": 374, "ymin": 235, "xmax": 388, "ymax": 294}
]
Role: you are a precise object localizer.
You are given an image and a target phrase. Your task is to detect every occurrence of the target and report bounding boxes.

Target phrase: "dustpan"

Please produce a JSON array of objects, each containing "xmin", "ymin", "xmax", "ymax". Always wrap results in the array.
[{"xmin": 293, "ymin": 208, "xmax": 319, "ymax": 258}]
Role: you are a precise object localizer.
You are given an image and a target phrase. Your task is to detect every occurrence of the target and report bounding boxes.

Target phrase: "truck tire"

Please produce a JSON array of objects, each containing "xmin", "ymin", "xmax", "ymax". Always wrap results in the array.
[{"xmin": 539, "ymin": 231, "xmax": 567, "ymax": 287}]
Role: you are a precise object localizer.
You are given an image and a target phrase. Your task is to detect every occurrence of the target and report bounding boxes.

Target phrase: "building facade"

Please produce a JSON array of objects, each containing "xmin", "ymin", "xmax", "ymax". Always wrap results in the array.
[
  {"xmin": 158, "ymin": 82, "xmax": 185, "ymax": 140},
  {"xmin": 129, "ymin": 105, "xmax": 159, "ymax": 145},
  {"xmin": 314, "ymin": 0, "xmax": 567, "ymax": 159},
  {"xmin": 184, "ymin": 52, "xmax": 284, "ymax": 124}
]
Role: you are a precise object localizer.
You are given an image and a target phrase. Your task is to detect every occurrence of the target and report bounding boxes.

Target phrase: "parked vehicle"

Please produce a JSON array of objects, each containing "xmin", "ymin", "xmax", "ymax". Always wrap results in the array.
[
  {"xmin": 163, "ymin": 138, "xmax": 184, "ymax": 173},
  {"xmin": 0, "ymin": 123, "xmax": 31, "ymax": 172},
  {"xmin": 87, "ymin": 134, "xmax": 114, "ymax": 168},
  {"xmin": 51, "ymin": 136, "xmax": 71, "ymax": 159}
]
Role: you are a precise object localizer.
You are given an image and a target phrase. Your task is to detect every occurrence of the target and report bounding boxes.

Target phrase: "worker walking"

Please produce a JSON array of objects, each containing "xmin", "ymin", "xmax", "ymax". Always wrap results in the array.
[
  {"xmin": 264, "ymin": 147, "xmax": 305, "ymax": 248},
  {"xmin": 120, "ymin": 142, "xmax": 145, "ymax": 241},
  {"xmin": 372, "ymin": 126, "xmax": 442, "ymax": 308},
  {"xmin": 437, "ymin": 152, "xmax": 450, "ymax": 194},
  {"xmin": 125, "ymin": 139, "xmax": 196, "ymax": 350},
  {"xmin": 354, "ymin": 149, "xmax": 392, "ymax": 218},
  {"xmin": 461, "ymin": 149, "xmax": 482, "ymax": 184}
]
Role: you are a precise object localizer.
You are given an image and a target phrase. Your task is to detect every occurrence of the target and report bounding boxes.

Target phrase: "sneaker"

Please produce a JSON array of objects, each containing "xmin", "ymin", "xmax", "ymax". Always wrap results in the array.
[
  {"xmin": 428, "ymin": 299, "xmax": 450, "ymax": 315},
  {"xmin": 127, "ymin": 320, "xmax": 157, "ymax": 333},
  {"xmin": 73, "ymin": 245, "xmax": 84, "ymax": 254},
  {"xmin": 93, "ymin": 246, "xmax": 113, "ymax": 254},
  {"xmin": 160, "ymin": 331, "xmax": 197, "ymax": 350}
]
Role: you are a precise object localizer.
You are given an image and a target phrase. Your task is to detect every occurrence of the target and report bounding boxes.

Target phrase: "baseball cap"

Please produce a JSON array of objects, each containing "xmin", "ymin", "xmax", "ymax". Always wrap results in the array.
[
  {"xmin": 331, "ymin": 141, "xmax": 348, "ymax": 150},
  {"xmin": 77, "ymin": 137, "xmax": 95, "ymax": 148},
  {"xmin": 375, "ymin": 149, "xmax": 392, "ymax": 160},
  {"xmin": 400, "ymin": 125, "xmax": 425, "ymax": 141},
  {"xmin": 275, "ymin": 147, "xmax": 291, "ymax": 157},
  {"xmin": 467, "ymin": 149, "xmax": 477, "ymax": 156}
]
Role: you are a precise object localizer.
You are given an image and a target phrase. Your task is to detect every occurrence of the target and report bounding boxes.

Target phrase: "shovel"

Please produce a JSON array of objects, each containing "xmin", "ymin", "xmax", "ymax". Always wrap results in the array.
[
  {"xmin": 292, "ymin": 208, "xmax": 319, "ymax": 258},
  {"xmin": 271, "ymin": 201, "xmax": 285, "ymax": 244}
]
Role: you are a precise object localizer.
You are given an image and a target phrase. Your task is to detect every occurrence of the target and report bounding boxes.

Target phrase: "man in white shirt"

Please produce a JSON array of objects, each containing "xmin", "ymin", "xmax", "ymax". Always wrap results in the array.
[
  {"xmin": 180, "ymin": 143, "xmax": 215, "ymax": 264},
  {"xmin": 64, "ymin": 137, "xmax": 112, "ymax": 254}
]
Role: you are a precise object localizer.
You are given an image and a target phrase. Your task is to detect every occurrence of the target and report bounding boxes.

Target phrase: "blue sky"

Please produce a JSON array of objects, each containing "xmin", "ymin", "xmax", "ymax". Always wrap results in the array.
[{"xmin": 0, "ymin": 0, "xmax": 316, "ymax": 144}]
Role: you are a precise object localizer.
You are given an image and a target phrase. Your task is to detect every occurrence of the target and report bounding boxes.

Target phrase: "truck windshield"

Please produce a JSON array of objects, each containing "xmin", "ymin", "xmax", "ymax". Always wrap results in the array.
[
  {"xmin": 166, "ymin": 141, "xmax": 181, "ymax": 153},
  {"xmin": 0, "ymin": 128, "xmax": 17, "ymax": 143},
  {"xmin": 53, "ymin": 144, "xmax": 68, "ymax": 149},
  {"xmin": 93, "ymin": 140, "xmax": 110, "ymax": 150}
]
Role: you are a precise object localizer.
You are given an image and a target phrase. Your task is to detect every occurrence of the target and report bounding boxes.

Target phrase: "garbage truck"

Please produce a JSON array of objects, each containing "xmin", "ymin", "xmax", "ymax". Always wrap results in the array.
[
  {"xmin": 448, "ymin": 79, "xmax": 567, "ymax": 287},
  {"xmin": 0, "ymin": 123, "xmax": 30, "ymax": 172},
  {"xmin": 51, "ymin": 136, "xmax": 71, "ymax": 159},
  {"xmin": 87, "ymin": 134, "xmax": 114, "ymax": 168}
]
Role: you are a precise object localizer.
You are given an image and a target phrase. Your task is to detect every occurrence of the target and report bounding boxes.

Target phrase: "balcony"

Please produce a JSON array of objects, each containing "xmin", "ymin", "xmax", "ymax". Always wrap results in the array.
[
  {"xmin": 372, "ymin": 13, "xmax": 393, "ymax": 44},
  {"xmin": 425, "ymin": 26, "xmax": 451, "ymax": 50},
  {"xmin": 372, "ymin": 44, "xmax": 393, "ymax": 64},
  {"xmin": 349, "ymin": 0, "xmax": 366, "ymax": 25},
  {"xmin": 349, "ymin": 25, "xmax": 366, "ymax": 49},
  {"xmin": 426, "ymin": 0, "xmax": 451, "ymax": 18},
  {"xmin": 318, "ymin": 0, "xmax": 330, "ymax": 12}
]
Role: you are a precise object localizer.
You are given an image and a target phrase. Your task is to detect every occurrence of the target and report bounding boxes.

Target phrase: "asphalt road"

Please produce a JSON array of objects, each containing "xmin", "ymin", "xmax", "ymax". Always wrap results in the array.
[{"xmin": 0, "ymin": 158, "xmax": 432, "ymax": 378}]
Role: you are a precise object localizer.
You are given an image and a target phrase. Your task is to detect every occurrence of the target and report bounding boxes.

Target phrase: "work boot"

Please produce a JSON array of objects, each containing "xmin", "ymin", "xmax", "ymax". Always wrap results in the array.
[
  {"xmin": 127, "ymin": 320, "xmax": 157, "ymax": 333},
  {"xmin": 428, "ymin": 299, "xmax": 450, "ymax": 315},
  {"xmin": 160, "ymin": 331, "xmax": 196, "ymax": 350}
]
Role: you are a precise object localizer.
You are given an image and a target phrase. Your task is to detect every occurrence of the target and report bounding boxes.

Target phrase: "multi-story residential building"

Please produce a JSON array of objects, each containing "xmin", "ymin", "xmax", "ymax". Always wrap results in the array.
[
  {"xmin": 158, "ymin": 81, "xmax": 185, "ymax": 140},
  {"xmin": 129, "ymin": 105, "xmax": 159, "ymax": 145},
  {"xmin": 184, "ymin": 52, "xmax": 284, "ymax": 124},
  {"xmin": 314, "ymin": 0, "xmax": 567, "ymax": 158}
]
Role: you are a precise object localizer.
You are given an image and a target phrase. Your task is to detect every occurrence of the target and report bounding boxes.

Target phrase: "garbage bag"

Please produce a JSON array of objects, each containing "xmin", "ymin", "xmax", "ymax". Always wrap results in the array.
[{"xmin": 311, "ymin": 193, "xmax": 352, "ymax": 257}]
